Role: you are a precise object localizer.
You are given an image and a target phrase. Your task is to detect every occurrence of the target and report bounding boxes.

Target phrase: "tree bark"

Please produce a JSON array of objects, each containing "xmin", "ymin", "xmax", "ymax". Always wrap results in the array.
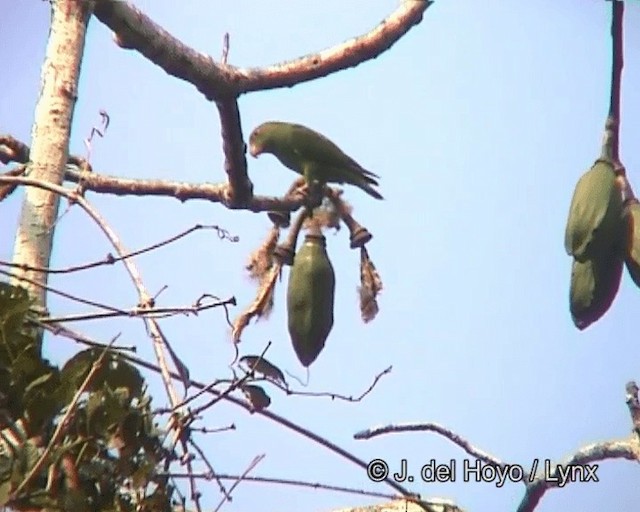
[{"xmin": 11, "ymin": 0, "xmax": 93, "ymax": 316}]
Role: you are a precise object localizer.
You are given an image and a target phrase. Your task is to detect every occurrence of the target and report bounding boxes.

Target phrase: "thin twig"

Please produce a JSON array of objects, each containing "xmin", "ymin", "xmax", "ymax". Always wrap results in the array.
[
  {"xmin": 0, "ymin": 268, "xmax": 129, "ymax": 316},
  {"xmin": 0, "ymin": 224, "xmax": 238, "ymax": 275},
  {"xmin": 36, "ymin": 295, "xmax": 236, "ymax": 324},
  {"xmin": 177, "ymin": 343, "xmax": 272, "ymax": 413},
  {"xmin": 0, "ymin": 173, "xmax": 183, "ymax": 444},
  {"xmin": 221, "ymin": 33, "xmax": 229, "ymax": 64},
  {"xmin": 275, "ymin": 365, "xmax": 392, "ymax": 402},
  {"xmin": 44, "ymin": 322, "xmax": 423, "ymax": 502},
  {"xmin": 188, "ymin": 439, "xmax": 231, "ymax": 501},
  {"xmin": 213, "ymin": 454, "xmax": 265, "ymax": 512},
  {"xmin": 163, "ymin": 472, "xmax": 417, "ymax": 503},
  {"xmin": 355, "ymin": 422, "xmax": 506, "ymax": 469}
]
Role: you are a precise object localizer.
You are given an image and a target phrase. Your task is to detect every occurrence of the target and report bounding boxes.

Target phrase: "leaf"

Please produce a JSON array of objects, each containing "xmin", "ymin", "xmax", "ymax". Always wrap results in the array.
[
  {"xmin": 61, "ymin": 488, "xmax": 91, "ymax": 512},
  {"xmin": 60, "ymin": 348, "xmax": 101, "ymax": 388},
  {"xmin": 130, "ymin": 458, "xmax": 156, "ymax": 488},
  {"xmin": 60, "ymin": 348, "xmax": 144, "ymax": 399},
  {"xmin": 241, "ymin": 385, "xmax": 271, "ymax": 412},
  {"xmin": 86, "ymin": 388, "xmax": 129, "ymax": 438},
  {"xmin": 23, "ymin": 372, "xmax": 54, "ymax": 395},
  {"xmin": 0, "ymin": 283, "xmax": 33, "ymax": 357},
  {"xmin": 0, "ymin": 481, "xmax": 11, "ymax": 506},
  {"xmin": 24, "ymin": 373, "xmax": 62, "ymax": 433},
  {"xmin": 239, "ymin": 355, "xmax": 287, "ymax": 385},
  {"xmin": 0, "ymin": 282, "xmax": 30, "ymax": 324}
]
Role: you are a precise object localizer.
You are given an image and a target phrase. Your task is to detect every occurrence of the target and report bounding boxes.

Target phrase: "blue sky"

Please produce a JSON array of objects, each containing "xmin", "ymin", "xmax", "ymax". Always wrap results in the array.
[{"xmin": 2, "ymin": 1, "xmax": 640, "ymax": 511}]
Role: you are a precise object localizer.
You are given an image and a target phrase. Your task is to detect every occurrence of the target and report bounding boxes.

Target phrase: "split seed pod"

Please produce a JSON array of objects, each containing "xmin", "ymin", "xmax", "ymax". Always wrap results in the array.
[
  {"xmin": 623, "ymin": 199, "xmax": 640, "ymax": 288},
  {"xmin": 286, "ymin": 232, "xmax": 335, "ymax": 367},
  {"xmin": 565, "ymin": 159, "xmax": 624, "ymax": 262}
]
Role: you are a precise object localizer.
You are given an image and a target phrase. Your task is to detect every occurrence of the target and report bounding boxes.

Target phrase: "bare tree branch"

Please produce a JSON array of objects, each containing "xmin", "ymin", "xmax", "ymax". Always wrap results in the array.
[
  {"xmin": 356, "ymin": 382, "xmax": 640, "ymax": 512},
  {"xmin": 92, "ymin": 0, "xmax": 433, "ymax": 97},
  {"xmin": 43, "ymin": 322, "xmax": 425, "ymax": 505},
  {"xmin": 91, "ymin": 0, "xmax": 433, "ymax": 207},
  {"xmin": 516, "ymin": 437, "xmax": 640, "ymax": 512},
  {"xmin": 4, "ymin": 172, "xmax": 186, "ymax": 447},
  {"xmin": 215, "ymin": 98, "xmax": 252, "ymax": 206},
  {"xmin": 355, "ymin": 422, "xmax": 506, "ymax": 469},
  {"xmin": 0, "ymin": 138, "xmax": 306, "ymax": 212}
]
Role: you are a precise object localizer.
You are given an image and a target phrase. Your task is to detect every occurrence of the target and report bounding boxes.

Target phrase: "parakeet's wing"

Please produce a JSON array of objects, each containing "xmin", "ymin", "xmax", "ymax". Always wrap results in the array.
[{"xmin": 288, "ymin": 124, "xmax": 380, "ymax": 182}]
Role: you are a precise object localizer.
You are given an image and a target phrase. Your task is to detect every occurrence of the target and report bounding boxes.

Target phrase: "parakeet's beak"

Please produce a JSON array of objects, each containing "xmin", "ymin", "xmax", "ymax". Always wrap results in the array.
[{"xmin": 248, "ymin": 143, "xmax": 259, "ymax": 158}]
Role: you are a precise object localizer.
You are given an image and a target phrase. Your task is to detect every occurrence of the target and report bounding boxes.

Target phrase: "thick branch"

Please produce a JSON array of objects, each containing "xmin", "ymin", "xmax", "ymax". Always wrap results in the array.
[
  {"xmin": 0, "ymin": 135, "xmax": 304, "ymax": 212},
  {"xmin": 516, "ymin": 437, "xmax": 640, "ymax": 512},
  {"xmin": 93, "ymin": 0, "xmax": 433, "ymax": 98},
  {"xmin": 11, "ymin": 0, "xmax": 92, "ymax": 315},
  {"xmin": 215, "ymin": 98, "xmax": 252, "ymax": 205},
  {"xmin": 1, "ymin": 163, "xmax": 303, "ymax": 212},
  {"xmin": 91, "ymin": 0, "xmax": 432, "ymax": 205}
]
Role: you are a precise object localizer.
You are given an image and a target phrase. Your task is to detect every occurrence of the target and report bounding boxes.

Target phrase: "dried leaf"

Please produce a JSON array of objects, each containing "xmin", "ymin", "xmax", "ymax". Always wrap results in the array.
[
  {"xmin": 358, "ymin": 286, "xmax": 379, "ymax": 324},
  {"xmin": 0, "ymin": 167, "xmax": 25, "ymax": 202},
  {"xmin": 246, "ymin": 226, "xmax": 280, "ymax": 280},
  {"xmin": 359, "ymin": 247, "xmax": 383, "ymax": 323},
  {"xmin": 232, "ymin": 263, "xmax": 281, "ymax": 342},
  {"xmin": 239, "ymin": 355, "xmax": 287, "ymax": 386}
]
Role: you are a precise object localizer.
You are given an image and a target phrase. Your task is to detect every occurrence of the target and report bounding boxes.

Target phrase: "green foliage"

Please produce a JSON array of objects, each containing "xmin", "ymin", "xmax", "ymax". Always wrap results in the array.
[{"xmin": 0, "ymin": 282, "xmax": 173, "ymax": 511}]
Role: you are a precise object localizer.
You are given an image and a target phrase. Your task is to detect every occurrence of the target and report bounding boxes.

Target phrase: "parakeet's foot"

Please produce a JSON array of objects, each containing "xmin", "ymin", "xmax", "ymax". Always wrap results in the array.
[
  {"xmin": 289, "ymin": 181, "xmax": 324, "ymax": 211},
  {"xmin": 306, "ymin": 181, "xmax": 325, "ymax": 209},
  {"xmin": 294, "ymin": 182, "xmax": 309, "ymax": 198}
]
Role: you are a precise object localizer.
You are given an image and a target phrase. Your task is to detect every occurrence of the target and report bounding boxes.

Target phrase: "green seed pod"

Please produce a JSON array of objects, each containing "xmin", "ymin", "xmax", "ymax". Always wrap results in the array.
[
  {"xmin": 564, "ymin": 159, "xmax": 624, "ymax": 262},
  {"xmin": 569, "ymin": 246, "xmax": 623, "ymax": 330},
  {"xmin": 623, "ymin": 199, "xmax": 640, "ymax": 288},
  {"xmin": 286, "ymin": 232, "xmax": 335, "ymax": 367}
]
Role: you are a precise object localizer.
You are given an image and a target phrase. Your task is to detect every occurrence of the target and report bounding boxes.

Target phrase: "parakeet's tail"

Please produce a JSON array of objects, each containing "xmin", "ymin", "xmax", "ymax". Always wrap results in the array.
[
  {"xmin": 358, "ymin": 182, "xmax": 384, "ymax": 200},
  {"xmin": 345, "ymin": 164, "xmax": 382, "ymax": 199}
]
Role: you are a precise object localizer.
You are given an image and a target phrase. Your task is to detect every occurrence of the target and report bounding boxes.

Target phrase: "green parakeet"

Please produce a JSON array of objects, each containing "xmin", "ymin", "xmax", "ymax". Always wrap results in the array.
[{"xmin": 248, "ymin": 121, "xmax": 383, "ymax": 200}]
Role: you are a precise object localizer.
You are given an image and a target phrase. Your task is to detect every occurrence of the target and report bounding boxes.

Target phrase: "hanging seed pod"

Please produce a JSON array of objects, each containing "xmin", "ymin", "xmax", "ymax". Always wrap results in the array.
[
  {"xmin": 286, "ymin": 231, "xmax": 335, "ymax": 367},
  {"xmin": 569, "ymin": 244, "xmax": 623, "ymax": 330},
  {"xmin": 623, "ymin": 199, "xmax": 640, "ymax": 288},
  {"xmin": 564, "ymin": 159, "xmax": 624, "ymax": 262}
]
